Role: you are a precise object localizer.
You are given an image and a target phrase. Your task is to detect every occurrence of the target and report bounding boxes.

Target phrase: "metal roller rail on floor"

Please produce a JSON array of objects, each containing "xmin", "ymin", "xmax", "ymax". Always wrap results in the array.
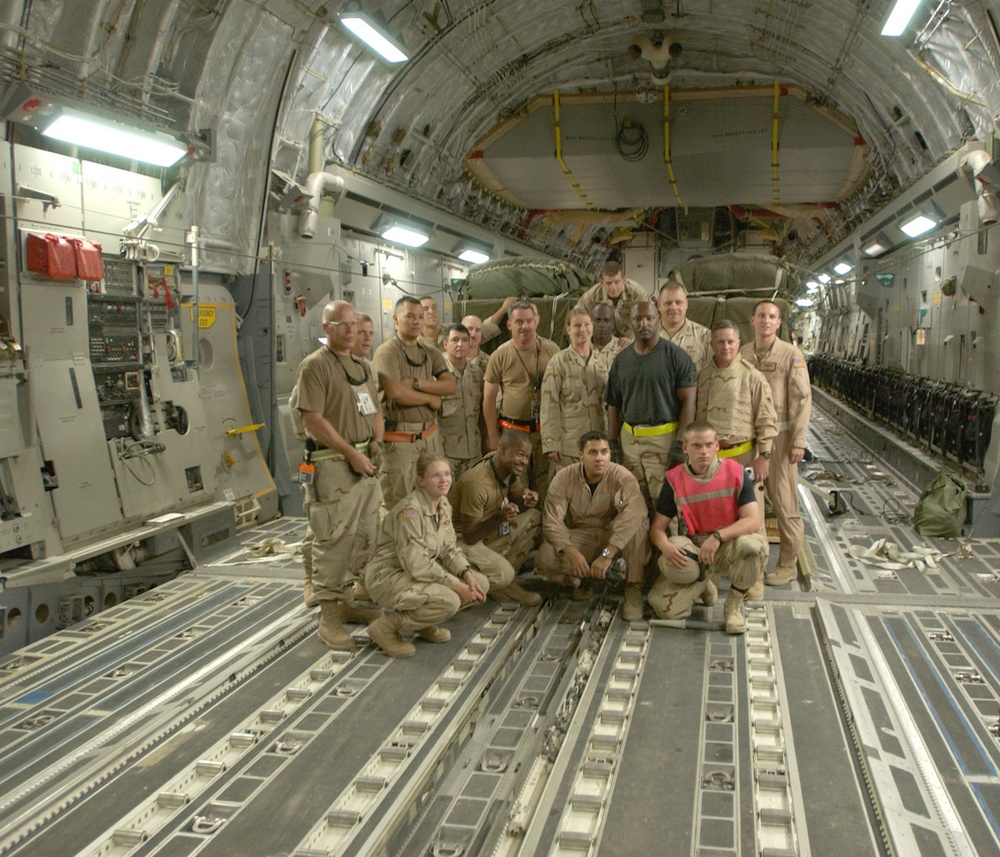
[
  {"xmin": 287, "ymin": 603, "xmax": 532, "ymax": 857},
  {"xmin": 73, "ymin": 645, "xmax": 388, "ymax": 857},
  {"xmin": 0, "ymin": 582, "xmax": 314, "ymax": 854},
  {"xmin": 396, "ymin": 598, "xmax": 619, "ymax": 857}
]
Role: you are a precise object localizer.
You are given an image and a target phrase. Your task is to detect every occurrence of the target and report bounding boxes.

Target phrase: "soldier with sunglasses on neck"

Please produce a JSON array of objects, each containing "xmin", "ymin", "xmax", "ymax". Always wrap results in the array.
[{"xmin": 373, "ymin": 295, "xmax": 457, "ymax": 509}]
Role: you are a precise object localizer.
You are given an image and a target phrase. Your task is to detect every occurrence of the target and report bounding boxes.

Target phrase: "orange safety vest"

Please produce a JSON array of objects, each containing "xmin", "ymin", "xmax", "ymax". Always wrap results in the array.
[{"xmin": 666, "ymin": 459, "xmax": 743, "ymax": 544}]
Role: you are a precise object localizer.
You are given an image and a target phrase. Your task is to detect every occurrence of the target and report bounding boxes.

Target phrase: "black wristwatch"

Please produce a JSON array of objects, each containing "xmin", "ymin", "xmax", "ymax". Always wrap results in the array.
[{"xmin": 711, "ymin": 530, "xmax": 724, "ymax": 544}]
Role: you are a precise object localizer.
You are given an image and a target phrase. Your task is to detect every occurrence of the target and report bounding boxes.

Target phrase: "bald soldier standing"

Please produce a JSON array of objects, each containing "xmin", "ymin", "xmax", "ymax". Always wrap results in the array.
[
  {"xmin": 605, "ymin": 301, "xmax": 698, "ymax": 512},
  {"xmin": 658, "ymin": 279, "xmax": 712, "ymax": 367},
  {"xmin": 294, "ymin": 300, "xmax": 384, "ymax": 650},
  {"xmin": 578, "ymin": 260, "xmax": 650, "ymax": 343},
  {"xmin": 373, "ymin": 296, "xmax": 456, "ymax": 509},
  {"xmin": 741, "ymin": 300, "xmax": 812, "ymax": 586}
]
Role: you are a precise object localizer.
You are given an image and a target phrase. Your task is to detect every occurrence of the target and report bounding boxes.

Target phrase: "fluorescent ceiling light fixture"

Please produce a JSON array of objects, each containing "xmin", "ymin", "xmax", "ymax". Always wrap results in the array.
[
  {"xmin": 806, "ymin": 280, "xmax": 820, "ymax": 291},
  {"xmin": 458, "ymin": 248, "xmax": 490, "ymax": 265},
  {"xmin": 340, "ymin": 12, "xmax": 408, "ymax": 63},
  {"xmin": 862, "ymin": 238, "xmax": 891, "ymax": 257},
  {"xmin": 817, "ymin": 273, "xmax": 831, "ymax": 284},
  {"xmin": 881, "ymin": 0, "xmax": 922, "ymax": 37},
  {"xmin": 795, "ymin": 298, "xmax": 814, "ymax": 308},
  {"xmin": 381, "ymin": 223, "xmax": 430, "ymax": 247},
  {"xmin": 833, "ymin": 261, "xmax": 853, "ymax": 276},
  {"xmin": 42, "ymin": 110, "xmax": 187, "ymax": 167},
  {"xmin": 900, "ymin": 213, "xmax": 938, "ymax": 237}
]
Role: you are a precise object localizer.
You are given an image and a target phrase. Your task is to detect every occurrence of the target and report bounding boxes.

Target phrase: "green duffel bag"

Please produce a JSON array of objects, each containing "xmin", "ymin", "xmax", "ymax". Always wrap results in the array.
[{"xmin": 913, "ymin": 472, "xmax": 967, "ymax": 537}]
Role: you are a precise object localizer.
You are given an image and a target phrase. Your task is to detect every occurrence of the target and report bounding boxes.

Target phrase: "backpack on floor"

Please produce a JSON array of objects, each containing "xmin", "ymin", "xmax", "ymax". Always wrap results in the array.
[{"xmin": 913, "ymin": 472, "xmax": 967, "ymax": 537}]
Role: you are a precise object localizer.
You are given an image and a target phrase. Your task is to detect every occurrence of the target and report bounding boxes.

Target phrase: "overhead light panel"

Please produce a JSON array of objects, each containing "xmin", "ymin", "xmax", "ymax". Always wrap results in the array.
[
  {"xmin": 795, "ymin": 298, "xmax": 814, "ymax": 308},
  {"xmin": 41, "ymin": 110, "xmax": 188, "ymax": 167},
  {"xmin": 340, "ymin": 11, "xmax": 408, "ymax": 63},
  {"xmin": 833, "ymin": 261, "xmax": 853, "ymax": 276},
  {"xmin": 806, "ymin": 280, "xmax": 820, "ymax": 291},
  {"xmin": 817, "ymin": 273, "xmax": 831, "ymax": 284},
  {"xmin": 862, "ymin": 238, "xmax": 891, "ymax": 257},
  {"xmin": 458, "ymin": 248, "xmax": 490, "ymax": 265},
  {"xmin": 381, "ymin": 223, "xmax": 430, "ymax": 247},
  {"xmin": 900, "ymin": 213, "xmax": 938, "ymax": 237},
  {"xmin": 881, "ymin": 0, "xmax": 922, "ymax": 37}
]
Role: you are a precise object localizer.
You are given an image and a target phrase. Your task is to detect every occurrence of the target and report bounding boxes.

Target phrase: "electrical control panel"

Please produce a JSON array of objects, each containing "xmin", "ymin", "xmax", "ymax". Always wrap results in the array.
[{"xmin": 88, "ymin": 293, "xmax": 143, "ymax": 440}]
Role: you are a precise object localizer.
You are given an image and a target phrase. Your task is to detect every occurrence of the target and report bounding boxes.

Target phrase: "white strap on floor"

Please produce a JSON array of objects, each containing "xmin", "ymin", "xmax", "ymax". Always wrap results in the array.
[{"xmin": 847, "ymin": 539, "xmax": 942, "ymax": 572}]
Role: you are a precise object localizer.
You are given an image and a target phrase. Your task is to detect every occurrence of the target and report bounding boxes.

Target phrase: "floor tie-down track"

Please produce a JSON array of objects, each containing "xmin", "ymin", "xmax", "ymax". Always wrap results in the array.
[{"xmin": 2, "ymin": 398, "xmax": 1000, "ymax": 854}]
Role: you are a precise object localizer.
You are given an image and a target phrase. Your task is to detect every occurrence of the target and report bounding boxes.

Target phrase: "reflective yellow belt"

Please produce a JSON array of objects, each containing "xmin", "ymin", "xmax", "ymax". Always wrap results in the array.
[
  {"xmin": 308, "ymin": 439, "xmax": 370, "ymax": 462},
  {"xmin": 717, "ymin": 439, "xmax": 754, "ymax": 459},
  {"xmin": 622, "ymin": 421, "xmax": 678, "ymax": 438}
]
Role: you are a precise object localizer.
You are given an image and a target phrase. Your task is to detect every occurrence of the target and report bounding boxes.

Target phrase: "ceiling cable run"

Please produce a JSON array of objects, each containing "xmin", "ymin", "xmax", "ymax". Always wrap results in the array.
[
  {"xmin": 663, "ymin": 86, "xmax": 684, "ymax": 207},
  {"xmin": 552, "ymin": 89, "xmax": 598, "ymax": 211}
]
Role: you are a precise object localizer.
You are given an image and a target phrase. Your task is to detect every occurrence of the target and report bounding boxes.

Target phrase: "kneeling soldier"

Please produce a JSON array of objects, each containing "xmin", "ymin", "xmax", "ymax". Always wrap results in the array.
[{"xmin": 648, "ymin": 421, "xmax": 767, "ymax": 635}]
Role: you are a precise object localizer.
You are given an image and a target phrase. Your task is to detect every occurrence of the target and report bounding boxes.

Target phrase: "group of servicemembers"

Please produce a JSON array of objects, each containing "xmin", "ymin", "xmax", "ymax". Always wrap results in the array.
[{"xmin": 292, "ymin": 260, "xmax": 811, "ymax": 657}]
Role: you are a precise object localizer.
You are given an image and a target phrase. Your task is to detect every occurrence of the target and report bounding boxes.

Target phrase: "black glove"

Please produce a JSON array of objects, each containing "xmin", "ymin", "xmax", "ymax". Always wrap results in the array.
[
  {"xmin": 609, "ymin": 439, "xmax": 624, "ymax": 464},
  {"xmin": 668, "ymin": 443, "xmax": 685, "ymax": 466}
]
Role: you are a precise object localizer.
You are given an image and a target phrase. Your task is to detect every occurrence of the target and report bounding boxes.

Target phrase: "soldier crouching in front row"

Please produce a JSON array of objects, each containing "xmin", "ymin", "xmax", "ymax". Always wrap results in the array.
[
  {"xmin": 365, "ymin": 454, "xmax": 488, "ymax": 658},
  {"xmin": 449, "ymin": 430, "xmax": 544, "ymax": 606},
  {"xmin": 537, "ymin": 431, "xmax": 650, "ymax": 612},
  {"xmin": 648, "ymin": 421, "xmax": 768, "ymax": 635}
]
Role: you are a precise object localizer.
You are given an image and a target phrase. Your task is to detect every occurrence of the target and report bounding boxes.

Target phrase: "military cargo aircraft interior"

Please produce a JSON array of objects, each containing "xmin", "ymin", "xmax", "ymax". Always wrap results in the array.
[{"xmin": 7, "ymin": 1, "xmax": 1000, "ymax": 854}]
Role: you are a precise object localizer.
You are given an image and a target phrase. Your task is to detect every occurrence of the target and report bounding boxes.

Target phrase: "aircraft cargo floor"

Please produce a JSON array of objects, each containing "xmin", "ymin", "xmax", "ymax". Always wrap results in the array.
[{"xmin": 4, "ymin": 402, "xmax": 1000, "ymax": 856}]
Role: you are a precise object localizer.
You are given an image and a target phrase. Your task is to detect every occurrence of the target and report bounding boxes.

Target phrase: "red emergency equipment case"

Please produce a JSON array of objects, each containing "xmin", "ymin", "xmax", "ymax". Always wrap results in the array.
[{"xmin": 26, "ymin": 233, "xmax": 77, "ymax": 280}]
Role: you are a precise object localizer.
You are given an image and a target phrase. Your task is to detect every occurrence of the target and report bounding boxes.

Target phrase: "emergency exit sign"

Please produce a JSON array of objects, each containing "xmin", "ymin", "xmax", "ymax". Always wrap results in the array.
[{"xmin": 875, "ymin": 273, "xmax": 895, "ymax": 287}]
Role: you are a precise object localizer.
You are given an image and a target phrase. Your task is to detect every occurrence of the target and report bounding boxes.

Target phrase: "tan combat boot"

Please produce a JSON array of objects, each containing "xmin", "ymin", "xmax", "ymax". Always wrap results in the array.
[
  {"xmin": 416, "ymin": 625, "xmax": 451, "ymax": 643},
  {"xmin": 318, "ymin": 601, "xmax": 357, "ymax": 651},
  {"xmin": 492, "ymin": 581, "xmax": 543, "ymax": 606},
  {"xmin": 354, "ymin": 577, "xmax": 371, "ymax": 602},
  {"xmin": 368, "ymin": 613, "xmax": 416, "ymax": 658},
  {"xmin": 765, "ymin": 564, "xmax": 798, "ymax": 586},
  {"xmin": 622, "ymin": 583, "xmax": 643, "ymax": 621},
  {"xmin": 700, "ymin": 579, "xmax": 718, "ymax": 607},
  {"xmin": 745, "ymin": 577, "xmax": 764, "ymax": 600},
  {"xmin": 723, "ymin": 588, "xmax": 748, "ymax": 635},
  {"xmin": 339, "ymin": 594, "xmax": 382, "ymax": 625}
]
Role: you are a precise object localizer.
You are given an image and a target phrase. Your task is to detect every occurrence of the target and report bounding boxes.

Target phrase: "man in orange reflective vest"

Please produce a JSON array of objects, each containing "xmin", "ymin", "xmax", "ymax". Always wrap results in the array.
[{"xmin": 648, "ymin": 421, "xmax": 768, "ymax": 635}]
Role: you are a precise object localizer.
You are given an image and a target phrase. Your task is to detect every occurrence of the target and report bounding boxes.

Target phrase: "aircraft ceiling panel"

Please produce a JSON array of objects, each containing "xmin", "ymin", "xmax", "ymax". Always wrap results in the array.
[{"xmin": 476, "ymin": 93, "xmax": 862, "ymax": 209}]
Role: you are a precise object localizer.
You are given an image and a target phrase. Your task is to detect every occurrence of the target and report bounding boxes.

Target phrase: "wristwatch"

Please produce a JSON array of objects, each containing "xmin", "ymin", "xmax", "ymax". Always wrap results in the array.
[
  {"xmin": 600, "ymin": 547, "xmax": 614, "ymax": 559},
  {"xmin": 759, "ymin": 451, "xmax": 771, "ymax": 459},
  {"xmin": 412, "ymin": 377, "xmax": 421, "ymax": 391},
  {"xmin": 711, "ymin": 530, "xmax": 724, "ymax": 544}
]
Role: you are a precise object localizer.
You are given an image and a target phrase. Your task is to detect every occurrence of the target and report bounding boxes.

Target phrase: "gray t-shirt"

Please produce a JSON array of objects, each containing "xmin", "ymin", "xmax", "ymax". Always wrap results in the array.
[{"xmin": 604, "ymin": 338, "xmax": 696, "ymax": 425}]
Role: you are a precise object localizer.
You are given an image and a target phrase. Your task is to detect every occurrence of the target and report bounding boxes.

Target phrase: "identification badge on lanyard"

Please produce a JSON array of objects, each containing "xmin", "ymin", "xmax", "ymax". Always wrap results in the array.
[
  {"xmin": 353, "ymin": 387, "xmax": 377, "ymax": 416},
  {"xmin": 531, "ymin": 388, "xmax": 541, "ymax": 423},
  {"xmin": 499, "ymin": 521, "xmax": 511, "ymax": 537}
]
